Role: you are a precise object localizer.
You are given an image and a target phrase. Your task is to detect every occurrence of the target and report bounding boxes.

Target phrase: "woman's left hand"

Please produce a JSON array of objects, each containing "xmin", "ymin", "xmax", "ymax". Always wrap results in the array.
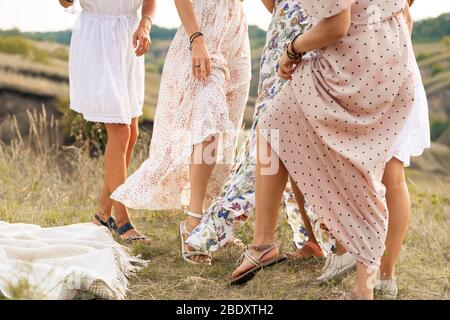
[
  {"xmin": 278, "ymin": 52, "xmax": 301, "ymax": 80},
  {"xmin": 133, "ymin": 24, "xmax": 152, "ymax": 57}
]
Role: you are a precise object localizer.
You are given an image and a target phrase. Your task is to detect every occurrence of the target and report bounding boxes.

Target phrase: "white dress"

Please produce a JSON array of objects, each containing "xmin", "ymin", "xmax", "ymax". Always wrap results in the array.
[
  {"xmin": 389, "ymin": 56, "xmax": 431, "ymax": 166},
  {"xmin": 69, "ymin": 0, "xmax": 145, "ymax": 125}
]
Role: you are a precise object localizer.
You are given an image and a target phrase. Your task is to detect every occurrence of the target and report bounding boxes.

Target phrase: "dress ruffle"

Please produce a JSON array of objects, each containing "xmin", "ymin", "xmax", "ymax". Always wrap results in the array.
[{"xmin": 111, "ymin": 0, "xmax": 251, "ymax": 210}]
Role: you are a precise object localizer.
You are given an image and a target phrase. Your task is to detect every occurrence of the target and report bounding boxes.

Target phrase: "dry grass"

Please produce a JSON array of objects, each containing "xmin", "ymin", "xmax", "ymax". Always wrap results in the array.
[{"xmin": 0, "ymin": 113, "xmax": 448, "ymax": 300}]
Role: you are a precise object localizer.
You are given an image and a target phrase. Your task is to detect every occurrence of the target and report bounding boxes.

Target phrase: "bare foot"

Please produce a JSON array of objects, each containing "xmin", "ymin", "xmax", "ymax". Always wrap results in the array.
[{"xmin": 286, "ymin": 241, "xmax": 323, "ymax": 260}]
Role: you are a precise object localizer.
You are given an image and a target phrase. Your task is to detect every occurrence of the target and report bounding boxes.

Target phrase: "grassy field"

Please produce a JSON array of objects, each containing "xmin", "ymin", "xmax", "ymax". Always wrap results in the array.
[{"xmin": 0, "ymin": 114, "xmax": 448, "ymax": 300}]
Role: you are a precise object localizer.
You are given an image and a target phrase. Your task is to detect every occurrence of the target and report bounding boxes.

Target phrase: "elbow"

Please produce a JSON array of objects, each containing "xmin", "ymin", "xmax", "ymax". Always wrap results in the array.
[
  {"xmin": 325, "ymin": 8, "xmax": 352, "ymax": 41},
  {"xmin": 332, "ymin": 20, "xmax": 351, "ymax": 39}
]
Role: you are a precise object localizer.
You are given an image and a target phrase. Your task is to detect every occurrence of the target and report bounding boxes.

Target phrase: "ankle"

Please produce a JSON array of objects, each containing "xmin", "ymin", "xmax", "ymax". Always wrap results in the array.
[
  {"xmin": 379, "ymin": 268, "xmax": 396, "ymax": 280},
  {"xmin": 334, "ymin": 241, "xmax": 347, "ymax": 256},
  {"xmin": 252, "ymin": 239, "xmax": 275, "ymax": 249},
  {"xmin": 185, "ymin": 210, "xmax": 203, "ymax": 228},
  {"xmin": 96, "ymin": 211, "xmax": 111, "ymax": 219},
  {"xmin": 186, "ymin": 218, "xmax": 201, "ymax": 231}
]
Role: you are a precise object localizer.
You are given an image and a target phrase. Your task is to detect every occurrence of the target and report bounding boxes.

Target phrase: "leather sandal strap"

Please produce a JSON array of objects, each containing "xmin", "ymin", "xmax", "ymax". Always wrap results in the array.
[
  {"xmin": 106, "ymin": 217, "xmax": 117, "ymax": 231},
  {"xmin": 244, "ymin": 250, "xmax": 261, "ymax": 267},
  {"xmin": 94, "ymin": 214, "xmax": 108, "ymax": 228},
  {"xmin": 240, "ymin": 244, "xmax": 277, "ymax": 267},
  {"xmin": 125, "ymin": 235, "xmax": 147, "ymax": 242},
  {"xmin": 186, "ymin": 210, "xmax": 203, "ymax": 219},
  {"xmin": 116, "ymin": 222, "xmax": 135, "ymax": 236}
]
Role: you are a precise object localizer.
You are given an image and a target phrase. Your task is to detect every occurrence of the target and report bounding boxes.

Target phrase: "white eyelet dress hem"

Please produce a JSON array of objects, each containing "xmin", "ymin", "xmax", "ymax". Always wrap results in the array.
[
  {"xmin": 388, "ymin": 57, "xmax": 431, "ymax": 167},
  {"xmin": 69, "ymin": 0, "xmax": 145, "ymax": 125}
]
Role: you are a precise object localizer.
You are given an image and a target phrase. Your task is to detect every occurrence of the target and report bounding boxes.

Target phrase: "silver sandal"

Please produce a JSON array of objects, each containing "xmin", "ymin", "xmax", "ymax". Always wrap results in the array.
[{"xmin": 179, "ymin": 211, "xmax": 212, "ymax": 266}]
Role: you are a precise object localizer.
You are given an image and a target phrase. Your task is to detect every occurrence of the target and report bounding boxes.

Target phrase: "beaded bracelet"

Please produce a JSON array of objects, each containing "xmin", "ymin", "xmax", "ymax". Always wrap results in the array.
[
  {"xmin": 189, "ymin": 32, "xmax": 204, "ymax": 51},
  {"xmin": 285, "ymin": 33, "xmax": 304, "ymax": 61}
]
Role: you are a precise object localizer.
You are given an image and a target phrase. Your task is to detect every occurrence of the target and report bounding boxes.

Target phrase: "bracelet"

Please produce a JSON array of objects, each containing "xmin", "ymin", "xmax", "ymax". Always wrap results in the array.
[
  {"xmin": 290, "ymin": 33, "xmax": 303, "ymax": 58},
  {"xmin": 189, "ymin": 32, "xmax": 204, "ymax": 51},
  {"xmin": 285, "ymin": 43, "xmax": 303, "ymax": 60},
  {"xmin": 285, "ymin": 33, "xmax": 304, "ymax": 61},
  {"xmin": 141, "ymin": 15, "xmax": 153, "ymax": 28}
]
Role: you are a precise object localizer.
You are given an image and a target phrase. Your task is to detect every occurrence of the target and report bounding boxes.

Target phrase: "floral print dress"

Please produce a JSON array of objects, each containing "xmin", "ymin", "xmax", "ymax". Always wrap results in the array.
[
  {"xmin": 187, "ymin": 0, "xmax": 335, "ymax": 254},
  {"xmin": 111, "ymin": 0, "xmax": 251, "ymax": 210}
]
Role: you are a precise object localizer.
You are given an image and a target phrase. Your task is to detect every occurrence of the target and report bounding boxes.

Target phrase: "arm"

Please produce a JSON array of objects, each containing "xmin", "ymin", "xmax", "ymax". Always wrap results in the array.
[
  {"xmin": 292, "ymin": 7, "xmax": 351, "ymax": 54},
  {"xmin": 58, "ymin": 0, "xmax": 73, "ymax": 9},
  {"xmin": 402, "ymin": 2, "xmax": 413, "ymax": 34},
  {"xmin": 278, "ymin": 7, "xmax": 352, "ymax": 79},
  {"xmin": 174, "ymin": 0, "xmax": 211, "ymax": 81},
  {"xmin": 133, "ymin": 0, "xmax": 157, "ymax": 57},
  {"xmin": 261, "ymin": 0, "xmax": 275, "ymax": 14}
]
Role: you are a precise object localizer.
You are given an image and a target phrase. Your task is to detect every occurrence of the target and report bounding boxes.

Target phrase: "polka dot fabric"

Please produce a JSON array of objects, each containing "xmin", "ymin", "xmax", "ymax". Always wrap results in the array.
[{"xmin": 260, "ymin": 0, "xmax": 415, "ymax": 267}]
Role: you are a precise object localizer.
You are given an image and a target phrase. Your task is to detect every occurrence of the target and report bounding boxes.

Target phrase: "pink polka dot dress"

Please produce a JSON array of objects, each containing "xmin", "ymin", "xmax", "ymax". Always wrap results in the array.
[{"xmin": 260, "ymin": 0, "xmax": 415, "ymax": 267}]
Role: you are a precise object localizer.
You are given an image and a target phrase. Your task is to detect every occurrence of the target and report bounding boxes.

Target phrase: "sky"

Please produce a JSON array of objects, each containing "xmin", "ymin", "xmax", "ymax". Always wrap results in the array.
[{"xmin": 0, "ymin": 0, "xmax": 449, "ymax": 32}]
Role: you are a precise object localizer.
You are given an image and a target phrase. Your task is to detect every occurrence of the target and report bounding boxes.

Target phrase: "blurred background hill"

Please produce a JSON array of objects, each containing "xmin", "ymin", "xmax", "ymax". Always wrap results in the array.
[{"xmin": 0, "ymin": 13, "xmax": 449, "ymax": 175}]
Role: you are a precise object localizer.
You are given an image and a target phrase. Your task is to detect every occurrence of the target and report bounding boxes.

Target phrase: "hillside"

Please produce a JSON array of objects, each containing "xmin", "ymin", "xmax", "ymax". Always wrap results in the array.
[{"xmin": 0, "ymin": 13, "xmax": 449, "ymax": 148}]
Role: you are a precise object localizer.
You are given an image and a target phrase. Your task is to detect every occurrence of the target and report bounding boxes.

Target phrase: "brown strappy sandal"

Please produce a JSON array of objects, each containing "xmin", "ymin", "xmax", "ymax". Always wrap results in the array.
[{"xmin": 230, "ymin": 244, "xmax": 287, "ymax": 286}]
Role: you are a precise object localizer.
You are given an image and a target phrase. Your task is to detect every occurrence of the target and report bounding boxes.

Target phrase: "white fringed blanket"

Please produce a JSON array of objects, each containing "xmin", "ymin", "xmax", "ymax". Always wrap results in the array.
[{"xmin": 0, "ymin": 221, "xmax": 147, "ymax": 300}]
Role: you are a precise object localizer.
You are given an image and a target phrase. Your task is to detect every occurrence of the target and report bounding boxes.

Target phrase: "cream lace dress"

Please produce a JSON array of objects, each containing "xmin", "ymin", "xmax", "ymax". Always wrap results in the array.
[{"xmin": 111, "ymin": 0, "xmax": 252, "ymax": 210}]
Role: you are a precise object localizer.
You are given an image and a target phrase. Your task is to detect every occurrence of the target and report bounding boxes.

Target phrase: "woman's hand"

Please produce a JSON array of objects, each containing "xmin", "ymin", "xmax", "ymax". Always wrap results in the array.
[
  {"xmin": 191, "ymin": 37, "xmax": 212, "ymax": 81},
  {"xmin": 133, "ymin": 22, "xmax": 152, "ymax": 57},
  {"xmin": 278, "ymin": 52, "xmax": 301, "ymax": 80}
]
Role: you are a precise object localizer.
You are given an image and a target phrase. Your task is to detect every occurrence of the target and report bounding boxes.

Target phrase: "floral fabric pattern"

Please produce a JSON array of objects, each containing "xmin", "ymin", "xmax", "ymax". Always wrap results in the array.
[{"xmin": 187, "ymin": 0, "xmax": 335, "ymax": 254}]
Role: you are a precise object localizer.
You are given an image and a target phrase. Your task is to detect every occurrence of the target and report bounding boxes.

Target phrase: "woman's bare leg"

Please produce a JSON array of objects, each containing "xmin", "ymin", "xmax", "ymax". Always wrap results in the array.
[
  {"xmin": 290, "ymin": 179, "xmax": 322, "ymax": 257},
  {"xmin": 96, "ymin": 118, "xmax": 140, "ymax": 223},
  {"xmin": 183, "ymin": 135, "xmax": 219, "ymax": 263},
  {"xmin": 126, "ymin": 118, "xmax": 140, "ymax": 166},
  {"xmin": 232, "ymin": 132, "xmax": 288, "ymax": 278},
  {"xmin": 331, "ymin": 159, "xmax": 409, "ymax": 268},
  {"xmin": 380, "ymin": 158, "xmax": 410, "ymax": 280},
  {"xmin": 101, "ymin": 123, "xmax": 141, "ymax": 238},
  {"xmin": 352, "ymin": 263, "xmax": 377, "ymax": 299}
]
